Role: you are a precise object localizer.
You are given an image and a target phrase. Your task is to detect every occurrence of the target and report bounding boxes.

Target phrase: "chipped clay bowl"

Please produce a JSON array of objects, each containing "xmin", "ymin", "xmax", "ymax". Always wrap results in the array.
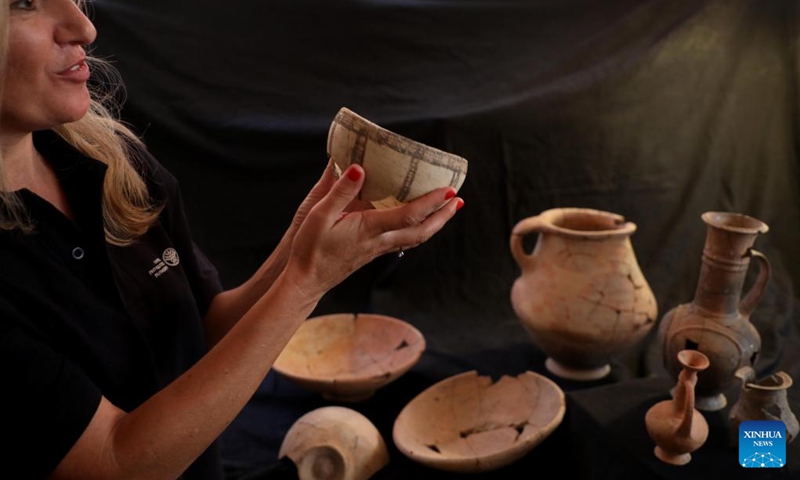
[
  {"xmin": 327, "ymin": 107, "xmax": 468, "ymax": 209},
  {"xmin": 273, "ymin": 313, "xmax": 426, "ymax": 402},
  {"xmin": 279, "ymin": 406, "xmax": 389, "ymax": 480},
  {"xmin": 393, "ymin": 370, "xmax": 566, "ymax": 473}
]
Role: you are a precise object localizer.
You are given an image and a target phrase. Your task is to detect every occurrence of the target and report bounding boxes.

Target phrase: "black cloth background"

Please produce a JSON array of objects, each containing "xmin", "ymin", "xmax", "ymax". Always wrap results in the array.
[{"xmin": 87, "ymin": 0, "xmax": 800, "ymax": 478}]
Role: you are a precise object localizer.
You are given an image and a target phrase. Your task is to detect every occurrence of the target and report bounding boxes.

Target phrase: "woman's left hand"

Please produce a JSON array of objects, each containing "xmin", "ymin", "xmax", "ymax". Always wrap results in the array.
[
  {"xmin": 288, "ymin": 160, "xmax": 372, "ymax": 233},
  {"xmin": 284, "ymin": 163, "xmax": 462, "ymax": 299}
]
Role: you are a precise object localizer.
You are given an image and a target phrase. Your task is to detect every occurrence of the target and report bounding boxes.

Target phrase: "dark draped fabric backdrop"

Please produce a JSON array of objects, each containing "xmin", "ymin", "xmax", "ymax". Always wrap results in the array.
[{"xmin": 89, "ymin": 0, "xmax": 800, "ymax": 476}]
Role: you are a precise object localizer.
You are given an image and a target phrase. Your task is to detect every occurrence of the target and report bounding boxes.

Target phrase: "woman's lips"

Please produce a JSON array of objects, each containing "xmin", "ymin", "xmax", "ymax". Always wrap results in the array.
[{"xmin": 58, "ymin": 60, "xmax": 91, "ymax": 82}]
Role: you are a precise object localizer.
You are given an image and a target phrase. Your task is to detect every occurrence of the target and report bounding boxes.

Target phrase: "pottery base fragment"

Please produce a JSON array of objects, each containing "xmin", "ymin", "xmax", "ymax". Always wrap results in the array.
[
  {"xmin": 545, "ymin": 358, "xmax": 610, "ymax": 381},
  {"xmin": 654, "ymin": 446, "xmax": 691, "ymax": 466}
]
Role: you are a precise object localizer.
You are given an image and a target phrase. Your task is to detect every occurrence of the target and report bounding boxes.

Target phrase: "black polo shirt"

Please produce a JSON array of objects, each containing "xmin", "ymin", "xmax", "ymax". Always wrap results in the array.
[{"xmin": 0, "ymin": 131, "xmax": 225, "ymax": 479}]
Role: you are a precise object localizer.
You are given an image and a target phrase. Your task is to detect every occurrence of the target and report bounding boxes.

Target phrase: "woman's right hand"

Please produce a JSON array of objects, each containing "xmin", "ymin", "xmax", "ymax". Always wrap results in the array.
[{"xmin": 284, "ymin": 164, "xmax": 463, "ymax": 299}]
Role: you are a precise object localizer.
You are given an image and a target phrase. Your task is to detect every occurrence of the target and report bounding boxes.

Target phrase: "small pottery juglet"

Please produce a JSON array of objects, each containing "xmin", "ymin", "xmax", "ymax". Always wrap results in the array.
[
  {"xmin": 510, "ymin": 208, "xmax": 658, "ymax": 380},
  {"xmin": 272, "ymin": 313, "xmax": 425, "ymax": 402},
  {"xmin": 645, "ymin": 350, "xmax": 710, "ymax": 466},
  {"xmin": 327, "ymin": 107, "xmax": 468, "ymax": 209},
  {"xmin": 659, "ymin": 212, "xmax": 769, "ymax": 411},
  {"xmin": 393, "ymin": 370, "xmax": 566, "ymax": 473},
  {"xmin": 279, "ymin": 406, "xmax": 389, "ymax": 480},
  {"xmin": 730, "ymin": 367, "xmax": 799, "ymax": 443}
]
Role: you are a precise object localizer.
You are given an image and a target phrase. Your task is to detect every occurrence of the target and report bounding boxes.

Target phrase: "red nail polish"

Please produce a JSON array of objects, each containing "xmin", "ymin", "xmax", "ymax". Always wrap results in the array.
[
  {"xmin": 444, "ymin": 189, "xmax": 456, "ymax": 200},
  {"xmin": 346, "ymin": 166, "xmax": 362, "ymax": 181},
  {"xmin": 455, "ymin": 198, "xmax": 465, "ymax": 211}
]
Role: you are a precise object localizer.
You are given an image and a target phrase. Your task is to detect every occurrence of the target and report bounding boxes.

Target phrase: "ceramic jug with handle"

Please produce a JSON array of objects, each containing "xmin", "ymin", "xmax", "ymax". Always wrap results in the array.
[
  {"xmin": 510, "ymin": 208, "xmax": 658, "ymax": 380},
  {"xmin": 659, "ymin": 212, "xmax": 769, "ymax": 411}
]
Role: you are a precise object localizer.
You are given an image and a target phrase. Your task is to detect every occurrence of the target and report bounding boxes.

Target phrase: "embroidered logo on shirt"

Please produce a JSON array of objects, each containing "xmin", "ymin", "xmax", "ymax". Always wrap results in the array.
[
  {"xmin": 162, "ymin": 248, "xmax": 180, "ymax": 267},
  {"xmin": 148, "ymin": 248, "xmax": 180, "ymax": 278}
]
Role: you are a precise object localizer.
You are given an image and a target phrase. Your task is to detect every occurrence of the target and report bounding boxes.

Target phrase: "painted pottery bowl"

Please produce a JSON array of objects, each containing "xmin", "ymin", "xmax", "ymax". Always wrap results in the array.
[
  {"xmin": 327, "ymin": 107, "xmax": 468, "ymax": 209},
  {"xmin": 393, "ymin": 370, "xmax": 566, "ymax": 473},
  {"xmin": 279, "ymin": 406, "xmax": 389, "ymax": 480},
  {"xmin": 273, "ymin": 313, "xmax": 426, "ymax": 402}
]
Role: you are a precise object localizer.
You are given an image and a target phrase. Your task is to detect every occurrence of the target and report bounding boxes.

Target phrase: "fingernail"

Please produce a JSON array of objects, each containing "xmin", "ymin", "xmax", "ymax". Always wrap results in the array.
[
  {"xmin": 346, "ymin": 165, "xmax": 362, "ymax": 181},
  {"xmin": 444, "ymin": 188, "xmax": 456, "ymax": 200},
  {"xmin": 455, "ymin": 198, "xmax": 465, "ymax": 211}
]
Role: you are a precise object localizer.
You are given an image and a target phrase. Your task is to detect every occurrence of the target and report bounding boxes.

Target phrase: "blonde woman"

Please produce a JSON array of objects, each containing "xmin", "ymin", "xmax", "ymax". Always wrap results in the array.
[{"xmin": 0, "ymin": 1, "xmax": 464, "ymax": 479}]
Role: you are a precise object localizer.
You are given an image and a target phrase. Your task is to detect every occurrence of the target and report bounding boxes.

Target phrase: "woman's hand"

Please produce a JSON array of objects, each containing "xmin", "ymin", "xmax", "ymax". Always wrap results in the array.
[
  {"xmin": 203, "ymin": 160, "xmax": 387, "ymax": 344},
  {"xmin": 285, "ymin": 164, "xmax": 463, "ymax": 299},
  {"xmin": 288, "ymin": 160, "xmax": 338, "ymax": 232},
  {"xmin": 203, "ymin": 160, "xmax": 348, "ymax": 344},
  {"xmin": 289, "ymin": 160, "xmax": 373, "ymax": 233}
]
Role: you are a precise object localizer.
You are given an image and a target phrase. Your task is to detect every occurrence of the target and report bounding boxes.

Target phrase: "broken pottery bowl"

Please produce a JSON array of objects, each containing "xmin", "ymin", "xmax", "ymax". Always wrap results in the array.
[
  {"xmin": 327, "ymin": 107, "xmax": 468, "ymax": 209},
  {"xmin": 393, "ymin": 370, "xmax": 566, "ymax": 473},
  {"xmin": 273, "ymin": 313, "xmax": 426, "ymax": 402},
  {"xmin": 279, "ymin": 406, "xmax": 389, "ymax": 480}
]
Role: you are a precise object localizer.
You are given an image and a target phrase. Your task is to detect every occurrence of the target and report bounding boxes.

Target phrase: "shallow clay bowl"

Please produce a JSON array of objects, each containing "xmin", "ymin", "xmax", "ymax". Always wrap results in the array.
[
  {"xmin": 327, "ymin": 107, "xmax": 468, "ymax": 209},
  {"xmin": 393, "ymin": 370, "xmax": 566, "ymax": 473},
  {"xmin": 273, "ymin": 313, "xmax": 426, "ymax": 402}
]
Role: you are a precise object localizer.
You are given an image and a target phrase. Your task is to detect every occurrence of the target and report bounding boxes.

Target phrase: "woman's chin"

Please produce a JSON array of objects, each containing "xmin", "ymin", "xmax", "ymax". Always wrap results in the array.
[
  {"xmin": 55, "ymin": 94, "xmax": 93, "ymax": 125},
  {"xmin": 64, "ymin": 112, "xmax": 90, "ymax": 125},
  {"xmin": 53, "ymin": 104, "xmax": 92, "ymax": 127}
]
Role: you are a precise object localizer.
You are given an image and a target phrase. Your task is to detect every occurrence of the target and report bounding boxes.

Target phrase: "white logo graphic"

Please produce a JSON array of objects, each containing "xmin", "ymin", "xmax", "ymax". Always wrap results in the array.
[
  {"xmin": 162, "ymin": 248, "xmax": 180, "ymax": 266},
  {"xmin": 147, "ymin": 248, "xmax": 180, "ymax": 278}
]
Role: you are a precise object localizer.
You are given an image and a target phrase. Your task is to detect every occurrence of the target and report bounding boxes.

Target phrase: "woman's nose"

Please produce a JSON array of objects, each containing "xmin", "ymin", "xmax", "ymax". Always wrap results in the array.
[{"xmin": 55, "ymin": 0, "xmax": 98, "ymax": 46}]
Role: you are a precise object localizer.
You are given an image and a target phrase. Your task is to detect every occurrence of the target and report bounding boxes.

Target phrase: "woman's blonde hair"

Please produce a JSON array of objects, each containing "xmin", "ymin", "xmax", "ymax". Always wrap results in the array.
[
  {"xmin": 0, "ymin": 1, "xmax": 162, "ymax": 245},
  {"xmin": 0, "ymin": 0, "xmax": 23, "ymax": 232}
]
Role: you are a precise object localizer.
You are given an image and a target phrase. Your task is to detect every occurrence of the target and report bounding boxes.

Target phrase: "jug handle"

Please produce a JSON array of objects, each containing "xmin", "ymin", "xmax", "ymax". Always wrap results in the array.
[
  {"xmin": 510, "ymin": 216, "xmax": 545, "ymax": 269},
  {"xmin": 739, "ymin": 249, "xmax": 770, "ymax": 316}
]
